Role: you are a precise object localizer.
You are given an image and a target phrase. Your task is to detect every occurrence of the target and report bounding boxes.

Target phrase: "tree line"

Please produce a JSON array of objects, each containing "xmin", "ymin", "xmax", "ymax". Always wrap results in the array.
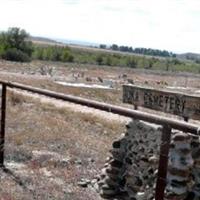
[{"xmin": 100, "ymin": 44, "xmax": 176, "ymax": 58}]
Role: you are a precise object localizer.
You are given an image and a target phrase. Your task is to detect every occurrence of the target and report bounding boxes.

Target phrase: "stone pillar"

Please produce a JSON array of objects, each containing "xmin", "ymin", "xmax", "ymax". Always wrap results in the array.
[
  {"xmin": 123, "ymin": 122, "xmax": 148, "ymax": 200},
  {"xmin": 97, "ymin": 120, "xmax": 161, "ymax": 200},
  {"xmin": 166, "ymin": 132, "xmax": 193, "ymax": 199},
  {"xmin": 98, "ymin": 136, "xmax": 127, "ymax": 198},
  {"xmin": 190, "ymin": 135, "xmax": 200, "ymax": 199},
  {"xmin": 97, "ymin": 120, "xmax": 200, "ymax": 200}
]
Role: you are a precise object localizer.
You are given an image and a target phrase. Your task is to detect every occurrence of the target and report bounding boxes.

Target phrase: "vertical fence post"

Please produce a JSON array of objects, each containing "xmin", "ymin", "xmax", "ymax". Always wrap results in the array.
[
  {"xmin": 0, "ymin": 84, "xmax": 7, "ymax": 167},
  {"xmin": 134, "ymin": 104, "xmax": 138, "ymax": 110},
  {"xmin": 155, "ymin": 125, "xmax": 172, "ymax": 200},
  {"xmin": 183, "ymin": 116, "xmax": 189, "ymax": 122}
]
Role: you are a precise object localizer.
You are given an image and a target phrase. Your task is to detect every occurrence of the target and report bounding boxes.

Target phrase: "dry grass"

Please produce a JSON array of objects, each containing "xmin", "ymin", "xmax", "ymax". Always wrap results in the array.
[
  {"xmin": 0, "ymin": 91, "xmax": 126, "ymax": 200},
  {"xmin": 0, "ymin": 60, "xmax": 199, "ymax": 107},
  {"xmin": 0, "ymin": 59, "xmax": 200, "ymax": 199}
]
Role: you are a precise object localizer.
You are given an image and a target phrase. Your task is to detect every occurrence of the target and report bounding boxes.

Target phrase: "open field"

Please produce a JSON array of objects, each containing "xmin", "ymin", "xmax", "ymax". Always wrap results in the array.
[
  {"xmin": 0, "ymin": 59, "xmax": 200, "ymax": 199},
  {"xmin": 30, "ymin": 38, "xmax": 200, "ymax": 74}
]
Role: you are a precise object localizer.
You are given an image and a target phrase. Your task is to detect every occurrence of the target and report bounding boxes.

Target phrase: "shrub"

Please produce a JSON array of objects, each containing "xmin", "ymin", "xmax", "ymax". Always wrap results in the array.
[
  {"xmin": 2, "ymin": 48, "xmax": 31, "ymax": 62},
  {"xmin": 105, "ymin": 56, "xmax": 112, "ymax": 66},
  {"xmin": 126, "ymin": 57, "xmax": 137, "ymax": 68},
  {"xmin": 61, "ymin": 49, "xmax": 74, "ymax": 62},
  {"xmin": 67, "ymin": 54, "xmax": 74, "ymax": 62},
  {"xmin": 96, "ymin": 55, "xmax": 103, "ymax": 65}
]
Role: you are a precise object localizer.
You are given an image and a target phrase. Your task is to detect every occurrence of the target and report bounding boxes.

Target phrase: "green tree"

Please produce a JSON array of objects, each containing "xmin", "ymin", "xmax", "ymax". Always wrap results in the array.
[
  {"xmin": 99, "ymin": 44, "xmax": 106, "ymax": 49},
  {"xmin": 111, "ymin": 44, "xmax": 119, "ymax": 51},
  {"xmin": 0, "ymin": 27, "xmax": 33, "ymax": 62}
]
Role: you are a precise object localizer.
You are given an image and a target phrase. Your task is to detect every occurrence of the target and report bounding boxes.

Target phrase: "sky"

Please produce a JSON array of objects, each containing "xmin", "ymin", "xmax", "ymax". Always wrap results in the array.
[{"xmin": 0, "ymin": 0, "xmax": 200, "ymax": 53}]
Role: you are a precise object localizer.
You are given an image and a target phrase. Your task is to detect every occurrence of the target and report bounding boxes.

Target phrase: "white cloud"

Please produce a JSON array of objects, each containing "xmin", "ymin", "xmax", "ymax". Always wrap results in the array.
[{"xmin": 0, "ymin": 0, "xmax": 200, "ymax": 52}]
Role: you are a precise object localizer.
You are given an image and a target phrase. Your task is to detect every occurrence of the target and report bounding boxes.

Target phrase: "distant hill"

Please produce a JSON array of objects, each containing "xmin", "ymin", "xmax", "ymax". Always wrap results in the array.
[
  {"xmin": 29, "ymin": 36, "xmax": 65, "ymax": 46},
  {"xmin": 177, "ymin": 52, "xmax": 200, "ymax": 61},
  {"xmin": 55, "ymin": 38, "xmax": 99, "ymax": 47},
  {"xmin": 29, "ymin": 36, "xmax": 99, "ymax": 48}
]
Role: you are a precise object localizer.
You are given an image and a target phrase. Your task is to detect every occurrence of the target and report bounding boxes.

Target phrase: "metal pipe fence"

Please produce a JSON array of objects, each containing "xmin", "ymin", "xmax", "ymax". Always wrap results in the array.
[{"xmin": 0, "ymin": 80, "xmax": 199, "ymax": 200}]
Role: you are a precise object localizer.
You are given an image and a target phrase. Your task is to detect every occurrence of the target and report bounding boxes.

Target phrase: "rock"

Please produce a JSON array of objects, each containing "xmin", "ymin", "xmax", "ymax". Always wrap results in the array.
[
  {"xmin": 88, "ymin": 158, "xmax": 95, "ymax": 163},
  {"xmin": 77, "ymin": 178, "xmax": 91, "ymax": 188},
  {"xmin": 106, "ymin": 165, "xmax": 121, "ymax": 175},
  {"xmin": 93, "ymin": 182, "xmax": 100, "ymax": 192},
  {"xmin": 100, "ymin": 184, "xmax": 118, "ymax": 198},
  {"xmin": 121, "ymin": 74, "xmax": 127, "ymax": 79},
  {"xmin": 112, "ymin": 140, "xmax": 121, "ymax": 148},
  {"xmin": 110, "ymin": 150, "xmax": 125, "ymax": 161},
  {"xmin": 148, "ymin": 155, "xmax": 158, "ymax": 164},
  {"xmin": 104, "ymin": 176, "xmax": 120, "ymax": 187},
  {"xmin": 75, "ymin": 159, "xmax": 82, "ymax": 165},
  {"xmin": 86, "ymin": 77, "xmax": 92, "ymax": 82},
  {"xmin": 90, "ymin": 178, "xmax": 98, "ymax": 186},
  {"xmin": 77, "ymin": 181, "xmax": 88, "ymax": 188},
  {"xmin": 109, "ymin": 160, "xmax": 123, "ymax": 168},
  {"xmin": 98, "ymin": 77, "xmax": 103, "ymax": 83},
  {"xmin": 127, "ymin": 79, "xmax": 134, "ymax": 84},
  {"xmin": 58, "ymin": 159, "xmax": 69, "ymax": 167}
]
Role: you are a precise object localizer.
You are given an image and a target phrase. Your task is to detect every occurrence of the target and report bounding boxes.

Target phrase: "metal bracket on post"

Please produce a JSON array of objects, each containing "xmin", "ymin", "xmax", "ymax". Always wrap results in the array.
[
  {"xmin": 0, "ymin": 84, "xmax": 7, "ymax": 167},
  {"xmin": 155, "ymin": 125, "xmax": 172, "ymax": 200}
]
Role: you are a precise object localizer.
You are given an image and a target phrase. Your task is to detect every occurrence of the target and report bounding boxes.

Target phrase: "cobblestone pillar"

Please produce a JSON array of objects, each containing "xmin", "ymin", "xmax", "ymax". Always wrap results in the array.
[{"xmin": 166, "ymin": 132, "xmax": 193, "ymax": 199}]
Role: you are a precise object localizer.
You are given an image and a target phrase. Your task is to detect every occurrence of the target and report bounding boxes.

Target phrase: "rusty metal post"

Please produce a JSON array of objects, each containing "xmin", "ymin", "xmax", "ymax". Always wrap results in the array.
[
  {"xmin": 134, "ymin": 104, "xmax": 138, "ymax": 110},
  {"xmin": 0, "ymin": 84, "xmax": 7, "ymax": 167},
  {"xmin": 155, "ymin": 125, "xmax": 172, "ymax": 200},
  {"xmin": 183, "ymin": 116, "xmax": 189, "ymax": 122}
]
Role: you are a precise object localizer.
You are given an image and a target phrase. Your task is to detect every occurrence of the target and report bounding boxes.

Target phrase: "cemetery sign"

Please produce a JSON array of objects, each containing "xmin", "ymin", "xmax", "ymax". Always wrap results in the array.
[{"xmin": 123, "ymin": 85, "xmax": 200, "ymax": 120}]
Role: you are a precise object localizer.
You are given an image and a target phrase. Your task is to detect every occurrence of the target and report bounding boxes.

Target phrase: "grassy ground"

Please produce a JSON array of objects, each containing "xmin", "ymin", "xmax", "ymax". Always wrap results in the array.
[{"xmin": 0, "ymin": 91, "xmax": 126, "ymax": 200}]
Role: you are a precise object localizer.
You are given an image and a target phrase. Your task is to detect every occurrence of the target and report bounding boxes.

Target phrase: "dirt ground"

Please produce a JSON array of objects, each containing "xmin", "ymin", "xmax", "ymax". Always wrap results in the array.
[{"xmin": 0, "ymin": 60, "xmax": 199, "ymax": 200}]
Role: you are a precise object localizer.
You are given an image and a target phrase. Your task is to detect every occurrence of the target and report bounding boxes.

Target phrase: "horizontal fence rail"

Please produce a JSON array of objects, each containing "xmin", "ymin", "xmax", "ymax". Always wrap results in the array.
[
  {"xmin": 0, "ymin": 80, "xmax": 200, "ymax": 200},
  {"xmin": 0, "ymin": 80, "xmax": 199, "ymax": 134}
]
